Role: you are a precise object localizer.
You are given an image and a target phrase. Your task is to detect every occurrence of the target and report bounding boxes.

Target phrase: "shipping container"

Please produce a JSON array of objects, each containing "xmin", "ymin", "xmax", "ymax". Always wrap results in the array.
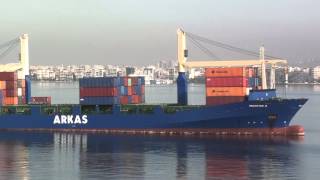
[
  {"xmin": 5, "ymin": 81, "xmax": 17, "ymax": 89},
  {"xmin": 5, "ymin": 89, "xmax": 18, "ymax": 97},
  {"xmin": 80, "ymin": 96, "xmax": 119, "ymax": 105},
  {"xmin": 17, "ymin": 79, "xmax": 26, "ymax": 88},
  {"xmin": 0, "ymin": 72, "xmax": 17, "ymax": 81},
  {"xmin": 206, "ymin": 77, "xmax": 248, "ymax": 87},
  {"xmin": 79, "ymin": 77, "xmax": 120, "ymax": 87},
  {"xmin": 206, "ymin": 96, "xmax": 246, "ymax": 106},
  {"xmin": 131, "ymin": 77, "xmax": 138, "ymax": 86},
  {"xmin": 0, "ymin": 81, "xmax": 6, "ymax": 89},
  {"xmin": 119, "ymin": 86, "xmax": 128, "ymax": 96},
  {"xmin": 22, "ymin": 88, "xmax": 26, "ymax": 96},
  {"xmin": 120, "ymin": 77, "xmax": 132, "ymax": 86},
  {"xmin": 17, "ymin": 88, "xmax": 23, "ymax": 96},
  {"xmin": 0, "ymin": 90, "xmax": 3, "ymax": 105},
  {"xmin": 132, "ymin": 85, "xmax": 143, "ymax": 95},
  {"xmin": 206, "ymin": 87, "xmax": 247, "ymax": 97},
  {"xmin": 30, "ymin": 97, "xmax": 51, "ymax": 105},
  {"xmin": 205, "ymin": 67, "xmax": 246, "ymax": 77},
  {"xmin": 139, "ymin": 95, "xmax": 145, "ymax": 103},
  {"xmin": 120, "ymin": 77, "xmax": 128, "ymax": 86},
  {"xmin": 138, "ymin": 77, "xmax": 145, "ymax": 85},
  {"xmin": 127, "ymin": 86, "xmax": 132, "ymax": 96},
  {"xmin": 80, "ymin": 87, "xmax": 118, "ymax": 97},
  {"xmin": 128, "ymin": 78, "xmax": 132, "ymax": 86},
  {"xmin": 128, "ymin": 96, "xmax": 132, "ymax": 104},
  {"xmin": 131, "ymin": 95, "xmax": 140, "ymax": 104},
  {"xmin": 120, "ymin": 96, "xmax": 129, "ymax": 104},
  {"xmin": 4, "ymin": 97, "xmax": 18, "ymax": 105}
]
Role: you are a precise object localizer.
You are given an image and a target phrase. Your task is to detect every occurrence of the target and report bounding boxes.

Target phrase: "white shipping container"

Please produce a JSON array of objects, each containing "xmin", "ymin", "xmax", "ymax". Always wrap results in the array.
[{"xmin": 18, "ymin": 88, "xmax": 22, "ymax": 96}]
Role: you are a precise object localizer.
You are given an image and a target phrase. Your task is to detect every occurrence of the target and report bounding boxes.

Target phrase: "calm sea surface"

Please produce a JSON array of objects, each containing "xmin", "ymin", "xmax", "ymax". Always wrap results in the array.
[{"xmin": 0, "ymin": 82, "xmax": 319, "ymax": 179}]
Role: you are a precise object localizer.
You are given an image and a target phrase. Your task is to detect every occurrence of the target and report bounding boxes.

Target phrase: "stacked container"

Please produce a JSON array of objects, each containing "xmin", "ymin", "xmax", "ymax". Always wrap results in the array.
[
  {"xmin": 79, "ymin": 76, "xmax": 145, "ymax": 105},
  {"xmin": 205, "ymin": 67, "xmax": 248, "ymax": 106},
  {"xmin": 119, "ymin": 77, "xmax": 145, "ymax": 104},
  {"xmin": 247, "ymin": 67, "xmax": 260, "ymax": 89},
  {"xmin": 0, "ymin": 72, "xmax": 27, "ymax": 105}
]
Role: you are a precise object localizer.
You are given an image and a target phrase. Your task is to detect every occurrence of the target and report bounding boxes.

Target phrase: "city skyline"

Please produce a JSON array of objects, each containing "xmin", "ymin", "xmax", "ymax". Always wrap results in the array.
[{"xmin": 1, "ymin": 0, "xmax": 320, "ymax": 66}]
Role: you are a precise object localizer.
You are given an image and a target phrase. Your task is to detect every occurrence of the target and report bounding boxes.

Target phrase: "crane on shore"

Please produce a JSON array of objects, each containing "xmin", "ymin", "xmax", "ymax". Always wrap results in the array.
[{"xmin": 176, "ymin": 28, "xmax": 288, "ymax": 105}]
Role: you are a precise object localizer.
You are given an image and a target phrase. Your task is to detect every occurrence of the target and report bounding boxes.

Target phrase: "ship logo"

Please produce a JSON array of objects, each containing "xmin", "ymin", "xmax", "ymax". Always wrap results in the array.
[{"xmin": 53, "ymin": 115, "xmax": 88, "ymax": 124}]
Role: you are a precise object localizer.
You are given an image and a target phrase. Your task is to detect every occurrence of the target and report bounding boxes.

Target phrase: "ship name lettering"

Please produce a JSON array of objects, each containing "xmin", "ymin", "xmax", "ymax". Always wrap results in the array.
[{"xmin": 53, "ymin": 115, "xmax": 88, "ymax": 124}]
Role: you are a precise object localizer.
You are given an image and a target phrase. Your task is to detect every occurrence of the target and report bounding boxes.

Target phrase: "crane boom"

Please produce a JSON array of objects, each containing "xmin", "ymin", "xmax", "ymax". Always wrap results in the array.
[
  {"xmin": 0, "ymin": 34, "xmax": 29, "ymax": 78},
  {"xmin": 184, "ymin": 59, "xmax": 287, "ymax": 68}
]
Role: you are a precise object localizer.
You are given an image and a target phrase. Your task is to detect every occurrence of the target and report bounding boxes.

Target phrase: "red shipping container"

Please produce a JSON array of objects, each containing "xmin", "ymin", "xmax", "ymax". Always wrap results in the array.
[
  {"xmin": 127, "ymin": 87, "xmax": 133, "ymax": 96},
  {"xmin": 206, "ymin": 96, "xmax": 245, "ymax": 106},
  {"xmin": 205, "ymin": 67, "xmax": 246, "ymax": 77},
  {"xmin": 80, "ymin": 87, "xmax": 118, "ymax": 97},
  {"xmin": 123, "ymin": 77, "xmax": 128, "ymax": 86},
  {"xmin": 0, "ymin": 72, "xmax": 17, "ymax": 81},
  {"xmin": 206, "ymin": 87, "xmax": 247, "ymax": 97},
  {"xmin": 120, "ymin": 96, "xmax": 129, "ymax": 104},
  {"xmin": 206, "ymin": 77, "xmax": 248, "ymax": 87},
  {"xmin": 131, "ymin": 95, "xmax": 140, "ymax": 104},
  {"xmin": 5, "ymin": 81, "xmax": 17, "ymax": 89},
  {"xmin": 131, "ymin": 77, "xmax": 138, "ymax": 86},
  {"xmin": 5, "ymin": 89, "xmax": 18, "ymax": 97},
  {"xmin": 4, "ymin": 97, "xmax": 18, "ymax": 105},
  {"xmin": 30, "ymin": 97, "xmax": 51, "ymax": 104},
  {"xmin": 141, "ymin": 85, "xmax": 145, "ymax": 94}
]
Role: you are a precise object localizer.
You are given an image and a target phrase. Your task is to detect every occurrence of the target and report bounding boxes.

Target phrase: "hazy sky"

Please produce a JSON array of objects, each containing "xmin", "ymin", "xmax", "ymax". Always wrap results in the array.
[{"xmin": 0, "ymin": 0, "xmax": 319, "ymax": 65}]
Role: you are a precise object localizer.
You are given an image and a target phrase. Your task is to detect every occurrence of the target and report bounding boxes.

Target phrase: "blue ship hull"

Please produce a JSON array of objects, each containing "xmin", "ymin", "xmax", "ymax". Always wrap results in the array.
[{"xmin": 0, "ymin": 99, "xmax": 307, "ymax": 135}]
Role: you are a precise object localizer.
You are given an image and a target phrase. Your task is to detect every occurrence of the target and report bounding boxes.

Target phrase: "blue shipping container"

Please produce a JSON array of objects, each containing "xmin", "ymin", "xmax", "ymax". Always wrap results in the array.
[
  {"xmin": 137, "ymin": 77, "xmax": 145, "ymax": 85},
  {"xmin": 133, "ymin": 85, "xmax": 142, "ymax": 95},
  {"xmin": 80, "ymin": 96, "xmax": 120, "ymax": 105},
  {"xmin": 128, "ymin": 96, "xmax": 132, "ymax": 104},
  {"xmin": 79, "ymin": 77, "xmax": 120, "ymax": 87},
  {"xmin": 119, "ymin": 86, "xmax": 129, "ymax": 96}
]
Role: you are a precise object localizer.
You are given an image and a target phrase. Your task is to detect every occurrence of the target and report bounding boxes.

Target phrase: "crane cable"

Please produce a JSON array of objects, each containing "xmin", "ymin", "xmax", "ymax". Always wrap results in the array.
[
  {"xmin": 187, "ymin": 35, "xmax": 220, "ymax": 60},
  {"xmin": 186, "ymin": 32, "xmax": 281, "ymax": 59},
  {"xmin": 0, "ymin": 37, "xmax": 19, "ymax": 60}
]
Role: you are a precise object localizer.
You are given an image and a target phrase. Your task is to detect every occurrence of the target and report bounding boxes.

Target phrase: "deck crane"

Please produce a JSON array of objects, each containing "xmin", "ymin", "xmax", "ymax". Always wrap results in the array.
[
  {"xmin": 0, "ymin": 34, "xmax": 31, "ymax": 103},
  {"xmin": 177, "ymin": 28, "xmax": 288, "ymax": 105},
  {"xmin": 0, "ymin": 34, "xmax": 29, "ymax": 78}
]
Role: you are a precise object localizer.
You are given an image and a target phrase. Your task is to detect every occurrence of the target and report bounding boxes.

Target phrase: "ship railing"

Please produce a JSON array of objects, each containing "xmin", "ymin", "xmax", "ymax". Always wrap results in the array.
[{"xmin": 0, "ymin": 105, "xmax": 32, "ymax": 115}]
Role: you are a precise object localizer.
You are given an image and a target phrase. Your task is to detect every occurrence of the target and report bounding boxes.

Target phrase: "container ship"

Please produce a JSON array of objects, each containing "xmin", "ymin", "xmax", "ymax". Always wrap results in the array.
[{"xmin": 0, "ymin": 30, "xmax": 307, "ymax": 136}]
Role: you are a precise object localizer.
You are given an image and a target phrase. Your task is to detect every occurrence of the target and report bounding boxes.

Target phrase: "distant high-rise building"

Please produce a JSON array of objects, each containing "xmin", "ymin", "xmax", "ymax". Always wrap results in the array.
[
  {"xmin": 311, "ymin": 66, "xmax": 320, "ymax": 81},
  {"xmin": 126, "ymin": 67, "xmax": 135, "ymax": 76}
]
